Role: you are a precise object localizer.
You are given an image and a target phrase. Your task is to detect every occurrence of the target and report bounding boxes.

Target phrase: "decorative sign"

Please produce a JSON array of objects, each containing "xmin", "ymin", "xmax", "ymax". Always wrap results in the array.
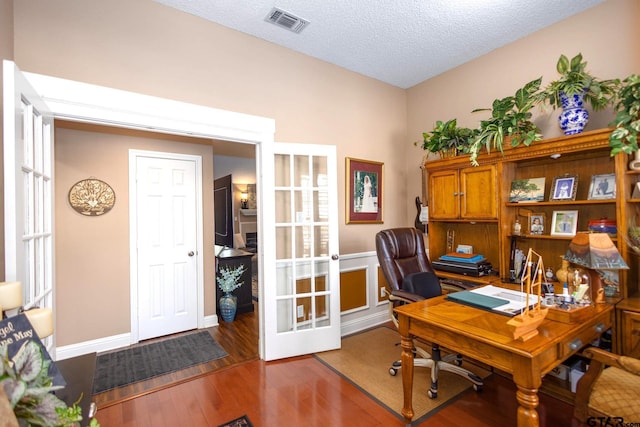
[
  {"xmin": 68, "ymin": 178, "xmax": 115, "ymax": 216},
  {"xmin": 0, "ymin": 314, "xmax": 65, "ymax": 386}
]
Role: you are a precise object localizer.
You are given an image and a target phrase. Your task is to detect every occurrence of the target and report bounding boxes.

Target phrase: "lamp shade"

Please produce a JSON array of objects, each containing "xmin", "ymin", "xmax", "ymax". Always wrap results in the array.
[
  {"xmin": 240, "ymin": 192, "xmax": 248, "ymax": 201},
  {"xmin": 0, "ymin": 281, "xmax": 23, "ymax": 311},
  {"xmin": 564, "ymin": 232, "xmax": 629, "ymax": 270}
]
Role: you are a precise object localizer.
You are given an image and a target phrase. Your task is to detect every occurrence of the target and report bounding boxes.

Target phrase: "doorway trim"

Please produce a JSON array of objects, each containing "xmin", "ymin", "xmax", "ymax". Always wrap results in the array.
[{"xmin": 22, "ymin": 71, "xmax": 275, "ymax": 358}]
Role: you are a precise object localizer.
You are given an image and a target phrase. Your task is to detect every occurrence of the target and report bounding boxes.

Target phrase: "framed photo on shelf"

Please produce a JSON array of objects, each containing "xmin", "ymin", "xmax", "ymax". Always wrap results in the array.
[
  {"xmin": 508, "ymin": 177, "xmax": 546, "ymax": 202},
  {"xmin": 346, "ymin": 157, "xmax": 384, "ymax": 224},
  {"xmin": 588, "ymin": 173, "xmax": 616, "ymax": 200},
  {"xmin": 550, "ymin": 210, "xmax": 578, "ymax": 236},
  {"xmin": 528, "ymin": 212, "xmax": 546, "ymax": 235},
  {"xmin": 549, "ymin": 174, "xmax": 578, "ymax": 201}
]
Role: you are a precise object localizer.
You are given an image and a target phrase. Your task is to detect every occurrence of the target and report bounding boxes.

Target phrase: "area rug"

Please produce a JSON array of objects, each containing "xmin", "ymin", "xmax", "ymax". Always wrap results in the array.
[
  {"xmin": 93, "ymin": 331, "xmax": 228, "ymax": 393},
  {"xmin": 314, "ymin": 326, "xmax": 491, "ymax": 423},
  {"xmin": 218, "ymin": 415, "xmax": 253, "ymax": 427}
]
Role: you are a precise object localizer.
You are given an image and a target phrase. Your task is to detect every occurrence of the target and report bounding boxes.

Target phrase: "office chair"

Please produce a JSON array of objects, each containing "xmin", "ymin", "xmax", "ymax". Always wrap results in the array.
[{"xmin": 375, "ymin": 227, "xmax": 483, "ymax": 398}]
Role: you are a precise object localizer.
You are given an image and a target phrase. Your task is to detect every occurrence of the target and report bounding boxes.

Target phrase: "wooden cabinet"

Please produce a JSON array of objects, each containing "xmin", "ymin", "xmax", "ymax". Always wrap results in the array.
[
  {"xmin": 429, "ymin": 165, "xmax": 497, "ymax": 219},
  {"xmin": 424, "ymin": 128, "xmax": 640, "ymax": 352},
  {"xmin": 616, "ymin": 298, "xmax": 640, "ymax": 356}
]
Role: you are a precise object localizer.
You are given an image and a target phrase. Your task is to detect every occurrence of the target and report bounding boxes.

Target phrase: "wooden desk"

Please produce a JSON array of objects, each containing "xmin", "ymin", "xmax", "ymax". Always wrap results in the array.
[{"xmin": 394, "ymin": 296, "xmax": 613, "ymax": 427}]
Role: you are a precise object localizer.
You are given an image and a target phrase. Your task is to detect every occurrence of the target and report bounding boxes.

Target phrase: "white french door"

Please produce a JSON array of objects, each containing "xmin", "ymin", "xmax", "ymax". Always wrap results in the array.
[
  {"xmin": 3, "ymin": 61, "xmax": 55, "ymax": 352},
  {"xmin": 261, "ymin": 142, "xmax": 341, "ymax": 360}
]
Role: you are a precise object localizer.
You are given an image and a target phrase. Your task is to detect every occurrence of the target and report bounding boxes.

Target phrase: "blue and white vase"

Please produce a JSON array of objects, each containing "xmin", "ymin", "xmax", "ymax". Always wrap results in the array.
[
  {"xmin": 558, "ymin": 91, "xmax": 589, "ymax": 135},
  {"xmin": 219, "ymin": 293, "xmax": 237, "ymax": 322}
]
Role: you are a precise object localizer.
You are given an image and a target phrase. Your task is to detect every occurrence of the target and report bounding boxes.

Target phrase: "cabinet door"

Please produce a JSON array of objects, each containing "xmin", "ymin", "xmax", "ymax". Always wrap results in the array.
[
  {"xmin": 622, "ymin": 309, "xmax": 640, "ymax": 356},
  {"xmin": 429, "ymin": 170, "xmax": 459, "ymax": 219},
  {"xmin": 460, "ymin": 165, "xmax": 497, "ymax": 219}
]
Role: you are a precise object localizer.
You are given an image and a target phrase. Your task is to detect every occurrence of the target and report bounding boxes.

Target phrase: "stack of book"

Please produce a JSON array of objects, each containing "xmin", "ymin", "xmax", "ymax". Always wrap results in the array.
[{"xmin": 432, "ymin": 252, "xmax": 493, "ymax": 277}]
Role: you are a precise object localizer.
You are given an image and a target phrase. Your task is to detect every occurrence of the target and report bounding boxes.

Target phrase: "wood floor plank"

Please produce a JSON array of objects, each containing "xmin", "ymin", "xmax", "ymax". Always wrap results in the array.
[{"xmin": 95, "ymin": 304, "xmax": 576, "ymax": 426}]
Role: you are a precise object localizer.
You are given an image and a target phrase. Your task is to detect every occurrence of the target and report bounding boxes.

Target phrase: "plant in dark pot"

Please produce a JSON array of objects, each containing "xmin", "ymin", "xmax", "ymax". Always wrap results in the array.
[
  {"xmin": 468, "ymin": 77, "xmax": 543, "ymax": 166},
  {"xmin": 537, "ymin": 53, "xmax": 619, "ymax": 135},
  {"xmin": 609, "ymin": 74, "xmax": 640, "ymax": 165},
  {"xmin": 417, "ymin": 118, "xmax": 477, "ymax": 159},
  {"xmin": 217, "ymin": 264, "xmax": 246, "ymax": 322}
]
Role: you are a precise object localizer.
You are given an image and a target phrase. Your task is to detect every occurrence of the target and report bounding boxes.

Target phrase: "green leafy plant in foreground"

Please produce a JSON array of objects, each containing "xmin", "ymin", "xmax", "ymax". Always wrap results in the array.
[{"xmin": 0, "ymin": 340, "xmax": 99, "ymax": 426}]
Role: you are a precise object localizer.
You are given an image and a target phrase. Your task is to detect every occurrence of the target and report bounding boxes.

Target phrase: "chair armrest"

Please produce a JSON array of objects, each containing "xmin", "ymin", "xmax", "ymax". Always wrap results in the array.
[
  {"xmin": 389, "ymin": 290, "xmax": 426, "ymax": 304},
  {"xmin": 583, "ymin": 347, "xmax": 640, "ymax": 375}
]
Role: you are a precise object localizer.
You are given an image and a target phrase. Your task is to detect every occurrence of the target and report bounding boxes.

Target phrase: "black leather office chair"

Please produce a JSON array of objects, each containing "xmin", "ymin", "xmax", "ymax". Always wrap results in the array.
[{"xmin": 375, "ymin": 227, "xmax": 483, "ymax": 398}]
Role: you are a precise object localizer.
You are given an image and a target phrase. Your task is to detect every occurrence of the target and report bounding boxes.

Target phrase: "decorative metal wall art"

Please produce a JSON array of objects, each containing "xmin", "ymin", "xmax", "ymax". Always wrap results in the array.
[{"xmin": 68, "ymin": 178, "xmax": 115, "ymax": 216}]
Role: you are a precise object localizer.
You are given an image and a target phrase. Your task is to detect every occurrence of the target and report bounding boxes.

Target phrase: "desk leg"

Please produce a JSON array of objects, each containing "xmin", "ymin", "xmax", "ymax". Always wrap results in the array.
[
  {"xmin": 399, "ymin": 317, "xmax": 414, "ymax": 426},
  {"xmin": 513, "ymin": 370, "xmax": 540, "ymax": 427}
]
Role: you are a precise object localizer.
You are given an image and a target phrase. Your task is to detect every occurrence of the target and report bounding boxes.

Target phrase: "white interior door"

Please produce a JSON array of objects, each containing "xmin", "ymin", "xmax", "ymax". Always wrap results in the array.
[
  {"xmin": 261, "ymin": 142, "xmax": 340, "ymax": 360},
  {"xmin": 3, "ymin": 61, "xmax": 55, "ymax": 352},
  {"xmin": 132, "ymin": 152, "xmax": 201, "ymax": 341}
]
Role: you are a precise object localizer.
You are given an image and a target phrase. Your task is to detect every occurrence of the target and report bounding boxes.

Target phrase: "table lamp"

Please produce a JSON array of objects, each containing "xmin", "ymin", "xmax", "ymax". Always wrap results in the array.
[{"xmin": 564, "ymin": 232, "xmax": 628, "ymax": 303}]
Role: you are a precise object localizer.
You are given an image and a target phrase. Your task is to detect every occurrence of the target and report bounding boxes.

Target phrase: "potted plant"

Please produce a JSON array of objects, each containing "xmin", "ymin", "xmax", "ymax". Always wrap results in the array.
[
  {"xmin": 468, "ymin": 77, "xmax": 543, "ymax": 166},
  {"xmin": 417, "ymin": 119, "xmax": 477, "ymax": 159},
  {"xmin": 217, "ymin": 265, "xmax": 246, "ymax": 322},
  {"xmin": 609, "ymin": 74, "xmax": 640, "ymax": 158},
  {"xmin": 537, "ymin": 53, "xmax": 619, "ymax": 135},
  {"xmin": 1, "ymin": 340, "xmax": 99, "ymax": 426}
]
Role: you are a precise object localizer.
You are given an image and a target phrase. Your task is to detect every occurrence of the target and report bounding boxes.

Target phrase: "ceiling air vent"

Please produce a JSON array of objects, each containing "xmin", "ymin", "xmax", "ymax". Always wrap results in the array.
[{"xmin": 265, "ymin": 7, "xmax": 309, "ymax": 34}]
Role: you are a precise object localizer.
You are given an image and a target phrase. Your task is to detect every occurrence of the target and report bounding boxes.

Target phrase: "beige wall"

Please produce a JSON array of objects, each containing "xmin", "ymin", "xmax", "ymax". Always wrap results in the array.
[
  {"xmin": 4, "ymin": 0, "xmax": 640, "ymax": 347},
  {"xmin": 11, "ymin": 0, "xmax": 406, "ymax": 346},
  {"xmin": 405, "ymin": 0, "xmax": 640, "ymax": 216},
  {"xmin": 55, "ymin": 124, "xmax": 214, "ymax": 345}
]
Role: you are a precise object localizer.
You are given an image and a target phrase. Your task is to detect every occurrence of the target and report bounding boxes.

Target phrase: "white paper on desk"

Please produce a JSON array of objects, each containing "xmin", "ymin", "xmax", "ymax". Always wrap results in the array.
[{"xmin": 471, "ymin": 285, "xmax": 540, "ymax": 316}]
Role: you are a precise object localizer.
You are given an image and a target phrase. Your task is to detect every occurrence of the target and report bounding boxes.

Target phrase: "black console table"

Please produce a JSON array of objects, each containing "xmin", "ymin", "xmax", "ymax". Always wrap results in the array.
[{"xmin": 216, "ymin": 248, "xmax": 254, "ymax": 315}]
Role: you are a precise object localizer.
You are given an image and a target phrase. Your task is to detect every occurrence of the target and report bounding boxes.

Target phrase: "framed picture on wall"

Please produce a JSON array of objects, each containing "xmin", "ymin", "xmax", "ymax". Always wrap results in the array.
[{"xmin": 346, "ymin": 157, "xmax": 384, "ymax": 224}]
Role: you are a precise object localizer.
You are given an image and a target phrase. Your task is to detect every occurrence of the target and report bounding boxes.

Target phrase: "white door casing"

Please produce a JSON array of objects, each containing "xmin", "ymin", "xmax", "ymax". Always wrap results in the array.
[
  {"xmin": 3, "ymin": 61, "xmax": 55, "ymax": 353},
  {"xmin": 131, "ymin": 152, "xmax": 201, "ymax": 341},
  {"xmin": 15, "ymin": 66, "xmax": 340, "ymax": 360}
]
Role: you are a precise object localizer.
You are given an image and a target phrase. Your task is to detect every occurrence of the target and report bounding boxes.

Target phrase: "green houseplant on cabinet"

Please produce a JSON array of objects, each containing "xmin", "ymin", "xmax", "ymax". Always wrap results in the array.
[
  {"xmin": 537, "ymin": 53, "xmax": 619, "ymax": 135},
  {"xmin": 468, "ymin": 77, "xmax": 543, "ymax": 166},
  {"xmin": 609, "ymin": 74, "xmax": 640, "ymax": 157},
  {"xmin": 417, "ymin": 119, "xmax": 477, "ymax": 158},
  {"xmin": 217, "ymin": 264, "xmax": 246, "ymax": 322}
]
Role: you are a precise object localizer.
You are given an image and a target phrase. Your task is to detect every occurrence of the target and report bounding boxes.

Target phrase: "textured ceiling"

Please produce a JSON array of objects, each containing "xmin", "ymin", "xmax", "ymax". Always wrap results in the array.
[{"xmin": 153, "ymin": 0, "xmax": 605, "ymax": 89}]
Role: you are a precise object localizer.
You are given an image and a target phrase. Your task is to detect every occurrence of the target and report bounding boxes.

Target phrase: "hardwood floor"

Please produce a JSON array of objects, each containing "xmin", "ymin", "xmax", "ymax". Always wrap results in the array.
[{"xmin": 95, "ymin": 304, "xmax": 577, "ymax": 426}]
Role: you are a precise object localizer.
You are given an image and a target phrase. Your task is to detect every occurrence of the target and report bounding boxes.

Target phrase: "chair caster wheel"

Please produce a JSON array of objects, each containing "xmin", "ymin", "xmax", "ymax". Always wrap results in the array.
[
  {"xmin": 389, "ymin": 367, "xmax": 398, "ymax": 376},
  {"xmin": 427, "ymin": 390, "xmax": 437, "ymax": 399},
  {"xmin": 473, "ymin": 384, "xmax": 483, "ymax": 392}
]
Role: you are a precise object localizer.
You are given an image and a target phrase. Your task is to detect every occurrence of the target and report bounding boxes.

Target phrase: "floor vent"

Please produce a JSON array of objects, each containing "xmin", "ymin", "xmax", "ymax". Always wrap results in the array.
[{"xmin": 265, "ymin": 7, "xmax": 309, "ymax": 34}]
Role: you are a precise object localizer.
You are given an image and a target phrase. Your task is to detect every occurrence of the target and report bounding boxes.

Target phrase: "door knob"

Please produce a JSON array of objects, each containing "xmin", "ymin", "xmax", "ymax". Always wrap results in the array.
[
  {"xmin": 188, "ymin": 251, "xmax": 195, "ymax": 257},
  {"xmin": 331, "ymin": 254, "xmax": 339, "ymax": 260}
]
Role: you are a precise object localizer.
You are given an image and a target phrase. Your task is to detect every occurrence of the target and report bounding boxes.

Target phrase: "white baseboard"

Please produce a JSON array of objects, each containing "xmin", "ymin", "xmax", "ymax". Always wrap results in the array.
[
  {"xmin": 55, "ymin": 333, "xmax": 131, "ymax": 361},
  {"xmin": 340, "ymin": 310, "xmax": 389, "ymax": 336}
]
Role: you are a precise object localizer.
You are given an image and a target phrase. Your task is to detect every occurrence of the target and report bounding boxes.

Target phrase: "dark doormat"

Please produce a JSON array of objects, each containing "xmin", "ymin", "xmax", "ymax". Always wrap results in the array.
[
  {"xmin": 93, "ymin": 330, "xmax": 228, "ymax": 393},
  {"xmin": 218, "ymin": 415, "xmax": 253, "ymax": 427}
]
